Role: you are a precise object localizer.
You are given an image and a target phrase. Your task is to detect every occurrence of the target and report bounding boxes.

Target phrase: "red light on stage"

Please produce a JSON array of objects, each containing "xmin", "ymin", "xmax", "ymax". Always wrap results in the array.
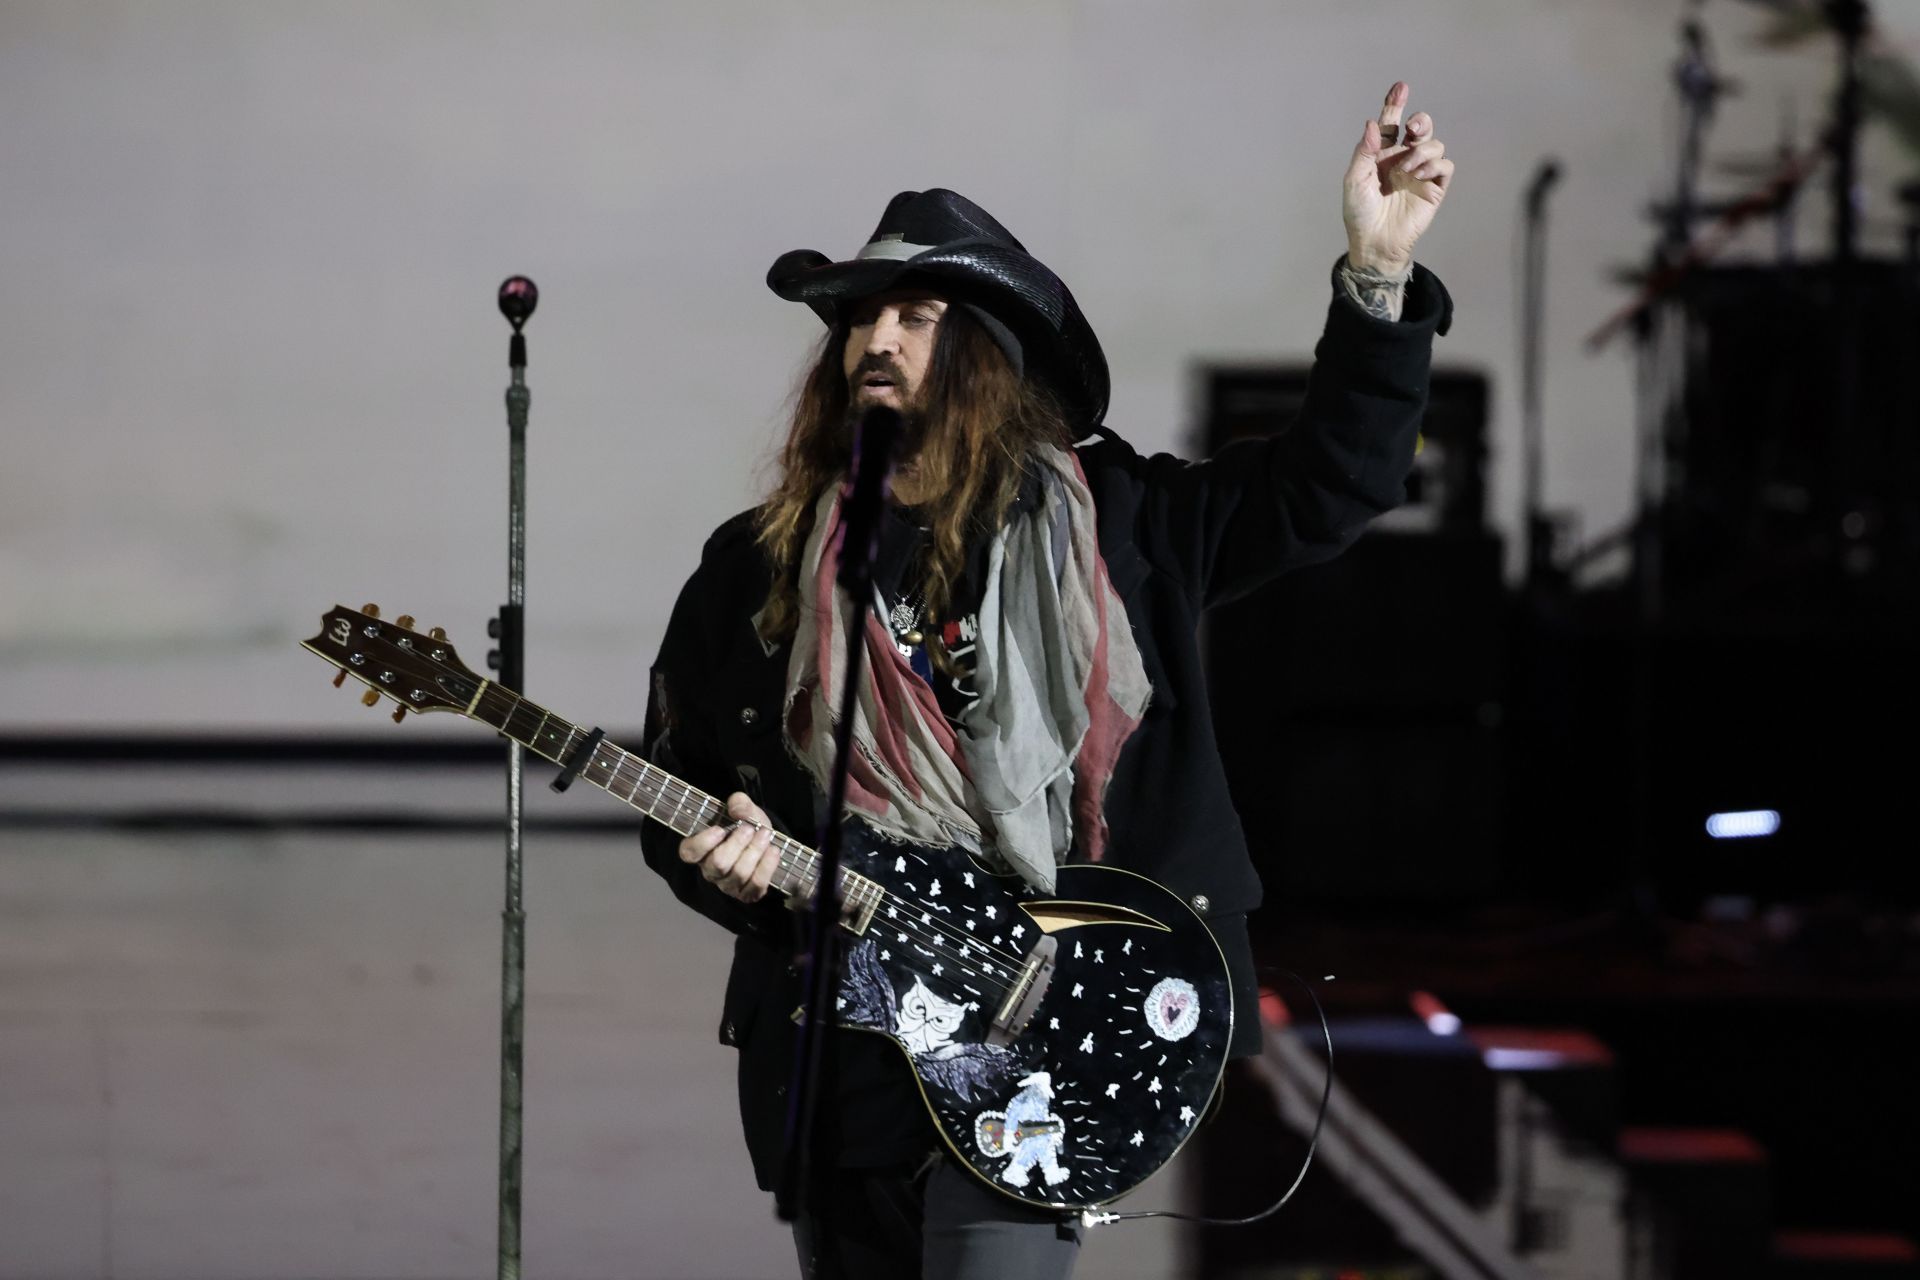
[
  {"xmin": 1409, "ymin": 989, "xmax": 1462, "ymax": 1035},
  {"xmin": 1258, "ymin": 986, "xmax": 1291, "ymax": 1028}
]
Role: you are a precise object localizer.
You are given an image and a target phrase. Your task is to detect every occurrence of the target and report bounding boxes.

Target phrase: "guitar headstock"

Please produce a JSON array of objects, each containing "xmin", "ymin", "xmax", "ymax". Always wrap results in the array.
[{"xmin": 300, "ymin": 603, "xmax": 485, "ymax": 723}]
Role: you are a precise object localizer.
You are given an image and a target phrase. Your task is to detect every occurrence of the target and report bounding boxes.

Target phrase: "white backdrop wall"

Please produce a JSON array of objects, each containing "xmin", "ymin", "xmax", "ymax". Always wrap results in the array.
[{"xmin": 3, "ymin": 0, "xmax": 1912, "ymax": 731}]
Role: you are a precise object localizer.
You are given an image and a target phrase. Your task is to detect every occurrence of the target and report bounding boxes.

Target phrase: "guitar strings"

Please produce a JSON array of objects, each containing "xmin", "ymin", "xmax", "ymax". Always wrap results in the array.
[
  {"xmin": 360, "ymin": 631, "xmax": 1031, "ymax": 993},
  {"xmin": 534, "ymin": 708, "xmax": 1033, "ymax": 984},
  {"xmin": 475, "ymin": 692, "xmax": 1028, "ymax": 1004},
  {"xmin": 467, "ymin": 679, "xmax": 1035, "ymax": 973}
]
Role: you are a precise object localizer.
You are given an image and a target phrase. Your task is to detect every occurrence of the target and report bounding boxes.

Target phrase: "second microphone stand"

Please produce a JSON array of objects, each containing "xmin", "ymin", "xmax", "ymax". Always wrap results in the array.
[{"xmin": 492, "ymin": 274, "xmax": 538, "ymax": 1280}]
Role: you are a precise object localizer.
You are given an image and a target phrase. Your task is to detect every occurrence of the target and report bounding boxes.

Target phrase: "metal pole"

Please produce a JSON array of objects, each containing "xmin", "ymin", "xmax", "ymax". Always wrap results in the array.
[
  {"xmin": 1520, "ymin": 160, "xmax": 1561, "ymax": 590},
  {"xmin": 494, "ymin": 275, "xmax": 538, "ymax": 1280}
]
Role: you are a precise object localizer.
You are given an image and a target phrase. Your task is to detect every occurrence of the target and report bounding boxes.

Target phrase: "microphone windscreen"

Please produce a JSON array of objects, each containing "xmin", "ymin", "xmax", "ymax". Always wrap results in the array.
[
  {"xmin": 498, "ymin": 276, "xmax": 539, "ymax": 325},
  {"xmin": 854, "ymin": 406, "xmax": 904, "ymax": 479}
]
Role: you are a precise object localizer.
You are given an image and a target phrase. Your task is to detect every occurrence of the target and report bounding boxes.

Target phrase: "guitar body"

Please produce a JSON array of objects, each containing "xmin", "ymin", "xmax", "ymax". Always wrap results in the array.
[{"xmin": 829, "ymin": 821, "xmax": 1233, "ymax": 1211}]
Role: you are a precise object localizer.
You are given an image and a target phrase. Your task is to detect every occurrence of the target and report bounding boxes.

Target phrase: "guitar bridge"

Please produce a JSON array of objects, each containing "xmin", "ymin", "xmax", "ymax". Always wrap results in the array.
[{"xmin": 987, "ymin": 934, "xmax": 1058, "ymax": 1047}]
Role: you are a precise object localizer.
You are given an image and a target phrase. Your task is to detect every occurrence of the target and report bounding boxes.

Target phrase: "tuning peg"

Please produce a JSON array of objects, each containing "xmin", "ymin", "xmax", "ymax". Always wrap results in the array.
[
  {"xmin": 487, "ymin": 648, "xmax": 501, "ymax": 671},
  {"xmin": 361, "ymin": 689, "xmax": 381, "ymax": 708},
  {"xmin": 396, "ymin": 614, "xmax": 415, "ymax": 630},
  {"xmin": 391, "ymin": 706, "xmax": 408, "ymax": 724},
  {"xmin": 429, "ymin": 627, "xmax": 447, "ymax": 641},
  {"xmin": 360, "ymin": 603, "xmax": 380, "ymax": 618},
  {"xmin": 331, "ymin": 670, "xmax": 348, "ymax": 688}
]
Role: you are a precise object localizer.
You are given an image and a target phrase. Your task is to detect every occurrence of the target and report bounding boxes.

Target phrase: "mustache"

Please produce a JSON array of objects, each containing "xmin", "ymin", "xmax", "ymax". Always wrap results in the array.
[{"xmin": 851, "ymin": 354, "xmax": 907, "ymax": 384}]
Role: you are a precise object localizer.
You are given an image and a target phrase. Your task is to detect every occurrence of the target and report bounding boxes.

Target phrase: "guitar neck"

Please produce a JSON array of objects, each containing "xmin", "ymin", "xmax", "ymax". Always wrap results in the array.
[{"xmin": 466, "ymin": 679, "xmax": 857, "ymax": 906}]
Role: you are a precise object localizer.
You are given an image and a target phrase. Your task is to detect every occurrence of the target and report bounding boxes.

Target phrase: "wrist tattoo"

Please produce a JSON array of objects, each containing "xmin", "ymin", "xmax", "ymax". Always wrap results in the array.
[{"xmin": 1339, "ymin": 257, "xmax": 1412, "ymax": 322}]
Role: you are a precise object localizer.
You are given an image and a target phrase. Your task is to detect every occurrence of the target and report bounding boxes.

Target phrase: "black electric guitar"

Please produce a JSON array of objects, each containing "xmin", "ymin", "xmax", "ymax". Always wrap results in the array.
[{"xmin": 302, "ymin": 604, "xmax": 1232, "ymax": 1210}]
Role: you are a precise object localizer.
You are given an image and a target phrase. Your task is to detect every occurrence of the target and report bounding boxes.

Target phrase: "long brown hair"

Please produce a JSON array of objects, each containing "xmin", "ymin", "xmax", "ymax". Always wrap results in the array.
[{"xmin": 755, "ymin": 305, "xmax": 1074, "ymax": 658}]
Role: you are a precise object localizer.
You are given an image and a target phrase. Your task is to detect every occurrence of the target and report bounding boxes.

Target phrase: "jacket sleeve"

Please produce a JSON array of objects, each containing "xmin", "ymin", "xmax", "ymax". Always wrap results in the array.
[
  {"xmin": 637, "ymin": 542, "xmax": 790, "ymax": 939},
  {"xmin": 1125, "ymin": 259, "xmax": 1452, "ymax": 608}
]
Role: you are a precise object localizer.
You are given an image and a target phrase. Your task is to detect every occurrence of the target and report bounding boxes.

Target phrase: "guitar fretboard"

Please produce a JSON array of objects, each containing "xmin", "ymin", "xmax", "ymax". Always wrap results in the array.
[{"xmin": 470, "ymin": 680, "xmax": 879, "ymax": 913}]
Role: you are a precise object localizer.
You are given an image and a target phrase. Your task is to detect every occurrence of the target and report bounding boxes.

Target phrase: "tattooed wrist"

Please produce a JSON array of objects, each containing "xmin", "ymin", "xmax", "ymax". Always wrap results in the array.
[{"xmin": 1339, "ymin": 256, "xmax": 1412, "ymax": 322}]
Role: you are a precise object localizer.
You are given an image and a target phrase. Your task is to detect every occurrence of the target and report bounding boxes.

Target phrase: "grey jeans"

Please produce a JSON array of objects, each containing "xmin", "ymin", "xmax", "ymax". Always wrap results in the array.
[{"xmin": 791, "ymin": 1153, "xmax": 1082, "ymax": 1280}]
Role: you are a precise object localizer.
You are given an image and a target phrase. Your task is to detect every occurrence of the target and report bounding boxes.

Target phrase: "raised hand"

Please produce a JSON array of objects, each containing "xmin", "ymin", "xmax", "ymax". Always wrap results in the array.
[{"xmin": 1343, "ymin": 81, "xmax": 1454, "ymax": 275}]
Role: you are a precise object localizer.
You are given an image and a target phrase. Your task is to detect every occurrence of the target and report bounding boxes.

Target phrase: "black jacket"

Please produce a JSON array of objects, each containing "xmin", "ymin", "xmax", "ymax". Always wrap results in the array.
[{"xmin": 640, "ymin": 262, "xmax": 1452, "ymax": 1188}]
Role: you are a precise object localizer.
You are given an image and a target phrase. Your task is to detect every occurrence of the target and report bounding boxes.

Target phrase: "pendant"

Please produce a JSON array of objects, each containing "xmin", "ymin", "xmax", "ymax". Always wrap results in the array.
[
  {"xmin": 889, "ymin": 600, "xmax": 919, "ymax": 634},
  {"xmin": 904, "ymin": 630, "xmax": 924, "ymax": 646}
]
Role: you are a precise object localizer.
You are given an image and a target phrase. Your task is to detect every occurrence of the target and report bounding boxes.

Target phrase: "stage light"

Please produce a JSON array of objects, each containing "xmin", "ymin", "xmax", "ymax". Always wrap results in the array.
[
  {"xmin": 1705, "ymin": 809, "xmax": 1781, "ymax": 839},
  {"xmin": 1482, "ymin": 1047, "xmax": 1569, "ymax": 1070},
  {"xmin": 1409, "ymin": 989, "xmax": 1461, "ymax": 1035}
]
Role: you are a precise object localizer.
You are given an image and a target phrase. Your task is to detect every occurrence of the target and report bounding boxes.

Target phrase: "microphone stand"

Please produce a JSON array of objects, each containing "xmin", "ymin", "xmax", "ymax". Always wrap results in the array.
[
  {"xmin": 492, "ymin": 274, "xmax": 538, "ymax": 1280},
  {"xmin": 775, "ymin": 406, "xmax": 902, "ymax": 1224},
  {"xmin": 1520, "ymin": 159, "xmax": 1562, "ymax": 593}
]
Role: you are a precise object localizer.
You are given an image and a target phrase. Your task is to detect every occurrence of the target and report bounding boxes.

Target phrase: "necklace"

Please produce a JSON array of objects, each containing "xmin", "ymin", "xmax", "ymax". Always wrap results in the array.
[{"xmin": 889, "ymin": 590, "xmax": 927, "ymax": 648}]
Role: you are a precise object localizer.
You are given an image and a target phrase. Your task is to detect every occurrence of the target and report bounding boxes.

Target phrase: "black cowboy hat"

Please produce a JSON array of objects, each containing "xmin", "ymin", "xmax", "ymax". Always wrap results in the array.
[{"xmin": 766, "ymin": 188, "xmax": 1109, "ymax": 428}]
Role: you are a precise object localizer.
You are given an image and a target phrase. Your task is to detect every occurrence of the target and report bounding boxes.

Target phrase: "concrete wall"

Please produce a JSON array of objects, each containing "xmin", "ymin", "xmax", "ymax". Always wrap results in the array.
[{"xmin": 6, "ymin": 0, "xmax": 1911, "ymax": 731}]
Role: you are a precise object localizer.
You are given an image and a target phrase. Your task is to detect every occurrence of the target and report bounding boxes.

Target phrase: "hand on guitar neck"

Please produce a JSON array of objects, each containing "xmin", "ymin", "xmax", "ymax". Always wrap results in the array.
[{"xmin": 679, "ymin": 792, "xmax": 780, "ymax": 904}]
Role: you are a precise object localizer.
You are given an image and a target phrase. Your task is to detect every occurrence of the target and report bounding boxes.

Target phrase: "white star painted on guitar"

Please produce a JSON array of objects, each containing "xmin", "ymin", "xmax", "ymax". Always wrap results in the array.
[
  {"xmin": 1179, "ymin": 1105, "xmax": 1196, "ymax": 1124},
  {"xmin": 1011, "ymin": 925, "xmax": 1025, "ymax": 940},
  {"xmin": 1074, "ymin": 941, "xmax": 1084, "ymax": 959},
  {"xmin": 963, "ymin": 871, "xmax": 975, "ymax": 888},
  {"xmin": 966, "ymin": 919, "xmax": 976, "ymax": 931},
  {"xmin": 1094, "ymin": 949, "xmax": 1104, "ymax": 964},
  {"xmin": 1148, "ymin": 1077, "xmax": 1162, "ymax": 1094},
  {"xmin": 895, "ymin": 856, "xmax": 906, "ymax": 873},
  {"xmin": 1049, "ymin": 1017, "xmax": 1059, "ymax": 1030},
  {"xmin": 1105, "ymin": 1083, "xmax": 1120, "ymax": 1099},
  {"xmin": 1072, "ymin": 983, "xmax": 1084, "ymax": 998},
  {"xmin": 932, "ymin": 963, "xmax": 943, "ymax": 976},
  {"xmin": 920, "ymin": 912, "xmax": 931, "ymax": 924},
  {"xmin": 984, "ymin": 905, "xmax": 995, "ymax": 919},
  {"xmin": 1123, "ymin": 939, "xmax": 1133, "ymax": 955},
  {"xmin": 1080, "ymin": 1033, "xmax": 1095, "ymax": 1052},
  {"xmin": 887, "ymin": 906, "xmax": 897, "ymax": 919},
  {"xmin": 1130, "ymin": 1130, "xmax": 1144, "ymax": 1147},
  {"xmin": 896, "ymin": 932, "xmax": 907, "ymax": 943},
  {"xmin": 880, "ymin": 950, "xmax": 890, "ymax": 961},
  {"xmin": 930, "ymin": 879, "xmax": 942, "ymax": 897}
]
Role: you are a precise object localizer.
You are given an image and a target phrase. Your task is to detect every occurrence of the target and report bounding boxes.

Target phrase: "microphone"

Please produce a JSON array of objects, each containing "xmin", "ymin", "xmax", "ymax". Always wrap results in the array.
[
  {"xmin": 838, "ymin": 406, "xmax": 904, "ymax": 590},
  {"xmin": 1526, "ymin": 160, "xmax": 1562, "ymax": 215},
  {"xmin": 498, "ymin": 276, "xmax": 538, "ymax": 329},
  {"xmin": 498, "ymin": 276, "xmax": 538, "ymax": 370},
  {"xmin": 852, "ymin": 405, "xmax": 903, "ymax": 490}
]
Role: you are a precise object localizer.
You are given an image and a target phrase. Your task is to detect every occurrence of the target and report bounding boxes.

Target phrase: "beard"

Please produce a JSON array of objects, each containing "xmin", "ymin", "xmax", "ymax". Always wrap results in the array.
[{"xmin": 843, "ymin": 354, "xmax": 929, "ymax": 458}]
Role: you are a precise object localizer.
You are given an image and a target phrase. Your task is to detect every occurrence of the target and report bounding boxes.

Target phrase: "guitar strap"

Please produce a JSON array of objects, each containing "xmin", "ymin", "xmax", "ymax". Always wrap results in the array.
[{"xmin": 548, "ymin": 725, "xmax": 606, "ymax": 793}]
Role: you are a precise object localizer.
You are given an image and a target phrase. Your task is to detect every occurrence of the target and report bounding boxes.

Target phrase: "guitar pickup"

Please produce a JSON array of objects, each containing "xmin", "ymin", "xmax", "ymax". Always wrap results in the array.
[{"xmin": 987, "ymin": 934, "xmax": 1058, "ymax": 1047}]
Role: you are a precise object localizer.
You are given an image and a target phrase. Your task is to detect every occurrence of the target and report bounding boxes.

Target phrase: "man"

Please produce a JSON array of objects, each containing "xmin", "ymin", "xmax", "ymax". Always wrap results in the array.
[{"xmin": 641, "ymin": 82, "xmax": 1454, "ymax": 1280}]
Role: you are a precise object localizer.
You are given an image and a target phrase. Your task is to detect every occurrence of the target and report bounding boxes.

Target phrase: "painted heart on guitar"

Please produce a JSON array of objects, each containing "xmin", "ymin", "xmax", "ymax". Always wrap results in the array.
[{"xmin": 1144, "ymin": 976, "xmax": 1202, "ymax": 1042}]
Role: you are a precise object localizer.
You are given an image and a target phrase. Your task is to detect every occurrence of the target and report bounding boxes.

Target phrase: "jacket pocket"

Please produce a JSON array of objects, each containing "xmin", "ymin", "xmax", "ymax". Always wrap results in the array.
[{"xmin": 719, "ymin": 931, "xmax": 784, "ymax": 1049}]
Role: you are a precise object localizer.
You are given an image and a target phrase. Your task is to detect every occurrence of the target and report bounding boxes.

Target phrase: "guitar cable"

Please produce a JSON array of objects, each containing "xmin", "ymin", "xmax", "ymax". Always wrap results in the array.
[{"xmin": 1078, "ymin": 969, "xmax": 1334, "ymax": 1231}]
